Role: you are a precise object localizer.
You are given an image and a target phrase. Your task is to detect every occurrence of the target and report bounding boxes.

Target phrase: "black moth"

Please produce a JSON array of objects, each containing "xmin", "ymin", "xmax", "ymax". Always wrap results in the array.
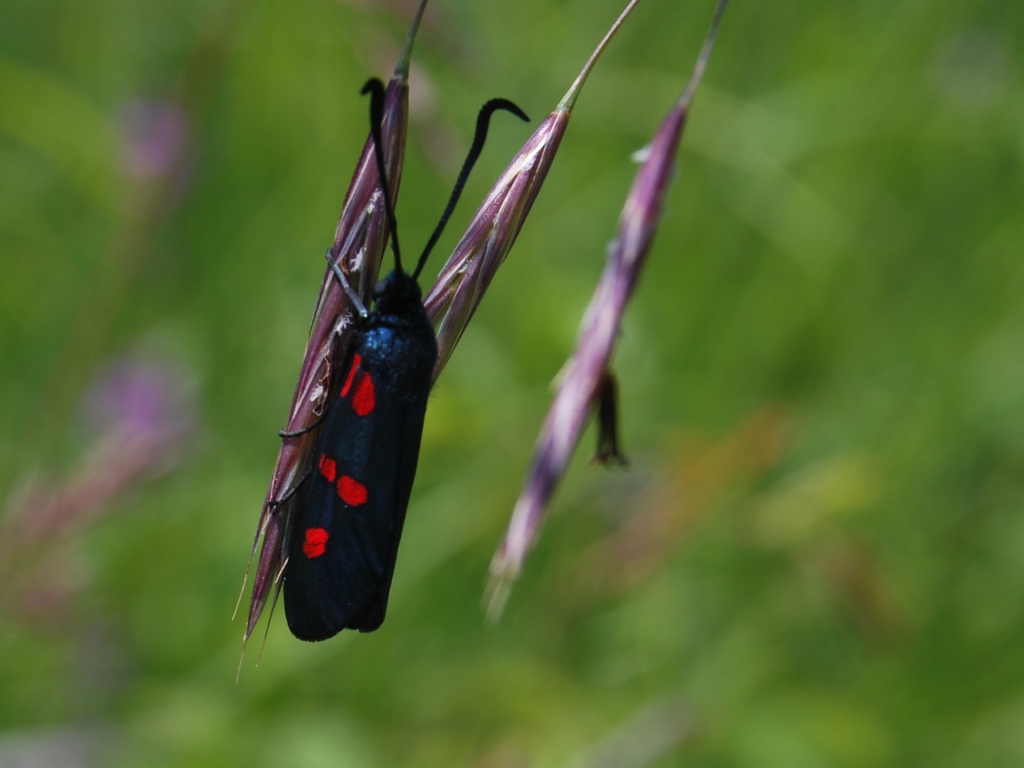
[{"xmin": 283, "ymin": 78, "xmax": 527, "ymax": 641}]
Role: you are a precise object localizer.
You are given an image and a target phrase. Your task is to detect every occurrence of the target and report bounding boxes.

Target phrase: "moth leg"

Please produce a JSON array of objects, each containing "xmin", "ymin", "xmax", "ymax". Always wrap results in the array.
[
  {"xmin": 324, "ymin": 249, "xmax": 368, "ymax": 318},
  {"xmin": 266, "ymin": 467, "xmax": 312, "ymax": 508},
  {"xmin": 278, "ymin": 410, "xmax": 328, "ymax": 438}
]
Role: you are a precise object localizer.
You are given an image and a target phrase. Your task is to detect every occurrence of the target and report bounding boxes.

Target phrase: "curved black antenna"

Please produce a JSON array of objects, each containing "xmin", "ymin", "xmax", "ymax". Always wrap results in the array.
[
  {"xmin": 412, "ymin": 98, "xmax": 530, "ymax": 281},
  {"xmin": 360, "ymin": 78, "xmax": 405, "ymax": 275},
  {"xmin": 361, "ymin": 78, "xmax": 529, "ymax": 283}
]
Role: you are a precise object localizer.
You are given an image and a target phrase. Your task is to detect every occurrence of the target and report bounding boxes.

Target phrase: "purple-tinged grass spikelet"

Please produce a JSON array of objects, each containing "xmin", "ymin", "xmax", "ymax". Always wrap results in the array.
[
  {"xmin": 487, "ymin": 0, "xmax": 729, "ymax": 619},
  {"xmin": 424, "ymin": 0, "xmax": 644, "ymax": 377}
]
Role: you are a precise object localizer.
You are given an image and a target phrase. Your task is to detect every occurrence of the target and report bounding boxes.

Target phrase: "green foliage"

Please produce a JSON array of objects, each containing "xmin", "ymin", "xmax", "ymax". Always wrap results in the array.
[{"xmin": 1, "ymin": 0, "xmax": 1023, "ymax": 765}]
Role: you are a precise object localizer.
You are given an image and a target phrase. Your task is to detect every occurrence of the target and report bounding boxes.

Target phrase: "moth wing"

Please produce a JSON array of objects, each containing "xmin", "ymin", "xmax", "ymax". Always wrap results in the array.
[{"xmin": 283, "ymin": 355, "xmax": 428, "ymax": 641}]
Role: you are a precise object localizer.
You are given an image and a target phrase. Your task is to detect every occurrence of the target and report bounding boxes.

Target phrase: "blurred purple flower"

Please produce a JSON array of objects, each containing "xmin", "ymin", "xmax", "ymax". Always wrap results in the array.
[
  {"xmin": 81, "ymin": 358, "xmax": 195, "ymax": 445},
  {"xmin": 488, "ymin": 0, "xmax": 729, "ymax": 615},
  {"xmin": 0, "ymin": 354, "xmax": 197, "ymax": 620},
  {"xmin": 118, "ymin": 100, "xmax": 188, "ymax": 181}
]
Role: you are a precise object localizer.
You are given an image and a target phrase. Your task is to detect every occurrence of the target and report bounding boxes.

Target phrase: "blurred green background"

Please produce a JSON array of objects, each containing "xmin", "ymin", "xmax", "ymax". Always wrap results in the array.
[{"xmin": 2, "ymin": 0, "xmax": 1023, "ymax": 765}]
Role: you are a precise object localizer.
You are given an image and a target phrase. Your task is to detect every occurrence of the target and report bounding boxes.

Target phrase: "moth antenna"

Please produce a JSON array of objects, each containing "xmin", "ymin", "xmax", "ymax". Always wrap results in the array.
[
  {"xmin": 413, "ymin": 99, "xmax": 530, "ymax": 281},
  {"xmin": 360, "ymin": 78, "xmax": 405, "ymax": 275}
]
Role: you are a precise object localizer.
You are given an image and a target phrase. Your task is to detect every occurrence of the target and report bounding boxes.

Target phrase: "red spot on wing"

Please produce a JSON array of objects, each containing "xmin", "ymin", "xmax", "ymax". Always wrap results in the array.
[
  {"xmin": 337, "ymin": 475, "xmax": 368, "ymax": 506},
  {"xmin": 340, "ymin": 353, "xmax": 363, "ymax": 399},
  {"xmin": 318, "ymin": 454, "xmax": 337, "ymax": 483},
  {"xmin": 351, "ymin": 371, "xmax": 376, "ymax": 416},
  {"xmin": 302, "ymin": 527, "xmax": 329, "ymax": 558}
]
